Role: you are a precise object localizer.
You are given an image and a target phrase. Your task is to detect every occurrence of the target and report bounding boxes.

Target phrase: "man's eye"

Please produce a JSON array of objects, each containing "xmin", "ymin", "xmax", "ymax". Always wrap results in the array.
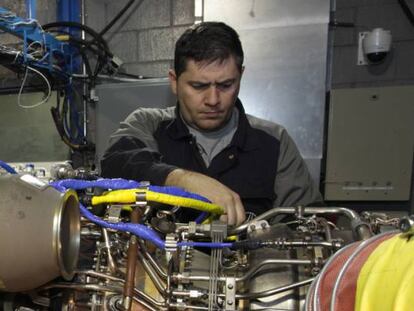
[{"xmin": 217, "ymin": 82, "xmax": 234, "ymax": 90}]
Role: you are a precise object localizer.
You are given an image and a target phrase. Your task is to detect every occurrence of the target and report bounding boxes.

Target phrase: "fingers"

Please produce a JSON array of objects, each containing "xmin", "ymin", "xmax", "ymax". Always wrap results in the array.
[
  {"xmin": 223, "ymin": 194, "xmax": 236, "ymax": 226},
  {"xmin": 164, "ymin": 170, "xmax": 246, "ymax": 226},
  {"xmin": 233, "ymin": 194, "xmax": 246, "ymax": 225},
  {"xmin": 221, "ymin": 192, "xmax": 245, "ymax": 226},
  {"xmin": 219, "ymin": 214, "xmax": 228, "ymax": 224}
]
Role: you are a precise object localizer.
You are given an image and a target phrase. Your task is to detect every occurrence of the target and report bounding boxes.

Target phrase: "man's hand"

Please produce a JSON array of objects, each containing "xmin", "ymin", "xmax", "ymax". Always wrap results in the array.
[{"xmin": 165, "ymin": 169, "xmax": 246, "ymax": 226}]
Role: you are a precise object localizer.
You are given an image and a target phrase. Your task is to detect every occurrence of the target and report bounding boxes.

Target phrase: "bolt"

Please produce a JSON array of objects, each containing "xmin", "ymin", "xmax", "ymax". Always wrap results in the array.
[
  {"xmin": 227, "ymin": 300, "xmax": 233, "ymax": 305},
  {"xmin": 250, "ymin": 224, "xmax": 256, "ymax": 231},
  {"xmin": 261, "ymin": 222, "xmax": 267, "ymax": 229},
  {"xmin": 227, "ymin": 284, "xmax": 233, "ymax": 290},
  {"xmin": 399, "ymin": 217, "xmax": 414, "ymax": 233}
]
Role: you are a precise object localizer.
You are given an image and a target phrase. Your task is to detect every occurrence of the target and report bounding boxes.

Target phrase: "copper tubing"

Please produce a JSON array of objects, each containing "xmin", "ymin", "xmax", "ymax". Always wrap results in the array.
[{"xmin": 123, "ymin": 207, "xmax": 142, "ymax": 310}]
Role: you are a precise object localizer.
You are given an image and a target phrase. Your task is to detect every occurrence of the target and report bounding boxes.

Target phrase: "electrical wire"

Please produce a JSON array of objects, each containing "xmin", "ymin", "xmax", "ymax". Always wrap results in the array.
[
  {"xmin": 17, "ymin": 65, "xmax": 51, "ymax": 109},
  {"xmin": 99, "ymin": 0, "xmax": 136, "ymax": 37},
  {"xmin": 0, "ymin": 160, "xmax": 17, "ymax": 174},
  {"xmin": 42, "ymin": 22, "xmax": 111, "ymax": 56},
  {"xmin": 398, "ymin": 0, "xmax": 414, "ymax": 27}
]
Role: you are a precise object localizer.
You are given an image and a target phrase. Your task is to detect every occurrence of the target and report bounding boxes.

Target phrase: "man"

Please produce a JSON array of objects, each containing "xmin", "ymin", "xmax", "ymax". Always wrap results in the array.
[{"xmin": 101, "ymin": 22, "xmax": 322, "ymax": 226}]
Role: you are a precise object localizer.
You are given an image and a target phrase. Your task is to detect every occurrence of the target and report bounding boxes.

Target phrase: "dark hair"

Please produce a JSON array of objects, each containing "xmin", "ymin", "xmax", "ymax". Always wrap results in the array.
[{"xmin": 174, "ymin": 22, "xmax": 244, "ymax": 77}]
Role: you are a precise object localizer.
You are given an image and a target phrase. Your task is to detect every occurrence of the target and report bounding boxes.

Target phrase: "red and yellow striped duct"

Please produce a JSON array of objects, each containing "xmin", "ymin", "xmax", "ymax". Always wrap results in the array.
[{"xmin": 306, "ymin": 231, "xmax": 414, "ymax": 311}]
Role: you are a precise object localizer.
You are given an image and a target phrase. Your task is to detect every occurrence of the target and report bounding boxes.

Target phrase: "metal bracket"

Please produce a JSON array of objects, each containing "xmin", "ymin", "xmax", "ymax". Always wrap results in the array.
[{"xmin": 225, "ymin": 277, "xmax": 236, "ymax": 310}]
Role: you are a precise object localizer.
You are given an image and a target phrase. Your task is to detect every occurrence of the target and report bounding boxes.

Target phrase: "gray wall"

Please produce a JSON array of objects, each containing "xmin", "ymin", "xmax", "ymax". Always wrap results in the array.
[
  {"xmin": 85, "ymin": 0, "xmax": 194, "ymax": 78},
  {"xmin": 2, "ymin": 0, "xmax": 414, "ymax": 86},
  {"xmin": 0, "ymin": 0, "xmax": 193, "ymax": 82},
  {"xmin": 332, "ymin": 0, "xmax": 414, "ymax": 88},
  {"xmin": 0, "ymin": 92, "xmax": 69, "ymax": 162}
]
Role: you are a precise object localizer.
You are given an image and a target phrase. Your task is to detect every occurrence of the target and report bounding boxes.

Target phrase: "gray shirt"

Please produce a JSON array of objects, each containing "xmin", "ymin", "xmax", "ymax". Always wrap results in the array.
[{"xmin": 184, "ymin": 109, "xmax": 239, "ymax": 167}]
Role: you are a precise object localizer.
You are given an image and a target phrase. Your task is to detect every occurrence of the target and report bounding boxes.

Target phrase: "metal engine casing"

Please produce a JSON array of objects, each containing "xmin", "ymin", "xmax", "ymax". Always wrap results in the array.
[{"xmin": 0, "ymin": 174, "xmax": 80, "ymax": 292}]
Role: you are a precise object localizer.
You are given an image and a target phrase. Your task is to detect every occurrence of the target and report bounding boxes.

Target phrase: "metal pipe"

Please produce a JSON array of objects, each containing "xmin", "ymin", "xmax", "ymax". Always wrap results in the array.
[
  {"xmin": 131, "ymin": 296, "xmax": 161, "ymax": 311},
  {"xmin": 42, "ymin": 282, "xmax": 122, "ymax": 293},
  {"xmin": 171, "ymin": 290, "xmax": 206, "ymax": 299},
  {"xmin": 43, "ymin": 282, "xmax": 165, "ymax": 311},
  {"xmin": 231, "ymin": 206, "xmax": 369, "ymax": 240},
  {"xmin": 102, "ymin": 228, "xmax": 118, "ymax": 274},
  {"xmin": 168, "ymin": 303, "xmax": 208, "ymax": 310},
  {"xmin": 235, "ymin": 259, "xmax": 313, "ymax": 283},
  {"xmin": 172, "ymin": 274, "xmax": 226, "ymax": 283},
  {"xmin": 235, "ymin": 278, "xmax": 315, "ymax": 299},
  {"xmin": 123, "ymin": 208, "xmax": 141, "ymax": 310},
  {"xmin": 138, "ymin": 240, "xmax": 168, "ymax": 280},
  {"xmin": 168, "ymin": 278, "xmax": 314, "ymax": 302},
  {"xmin": 73, "ymin": 270, "xmax": 166, "ymax": 309},
  {"xmin": 81, "ymin": 0, "xmax": 88, "ymax": 140},
  {"xmin": 137, "ymin": 252, "xmax": 168, "ymax": 297},
  {"xmin": 262, "ymin": 240, "xmax": 342, "ymax": 249},
  {"xmin": 75, "ymin": 270, "xmax": 124, "ymax": 283},
  {"xmin": 132, "ymin": 287, "xmax": 168, "ymax": 309},
  {"xmin": 320, "ymin": 218, "xmax": 333, "ymax": 242}
]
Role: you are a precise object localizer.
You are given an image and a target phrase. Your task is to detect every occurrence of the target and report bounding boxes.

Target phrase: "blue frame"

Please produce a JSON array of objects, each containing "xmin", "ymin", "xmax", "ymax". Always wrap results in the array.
[{"xmin": 26, "ymin": 0, "xmax": 36, "ymax": 19}]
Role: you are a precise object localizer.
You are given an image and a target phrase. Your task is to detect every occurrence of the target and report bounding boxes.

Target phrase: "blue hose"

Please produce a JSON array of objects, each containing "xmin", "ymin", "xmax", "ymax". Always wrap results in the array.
[
  {"xmin": 51, "ymin": 181, "xmax": 165, "ymax": 249},
  {"xmin": 50, "ymin": 178, "xmax": 142, "ymax": 191},
  {"xmin": 78, "ymin": 203, "xmax": 165, "ymax": 249},
  {"xmin": 50, "ymin": 178, "xmax": 232, "ymax": 249},
  {"xmin": 0, "ymin": 160, "xmax": 17, "ymax": 174},
  {"xmin": 51, "ymin": 179, "xmax": 211, "ymax": 202},
  {"xmin": 51, "ymin": 178, "xmax": 212, "ymax": 224},
  {"xmin": 195, "ymin": 211, "xmax": 209, "ymax": 224}
]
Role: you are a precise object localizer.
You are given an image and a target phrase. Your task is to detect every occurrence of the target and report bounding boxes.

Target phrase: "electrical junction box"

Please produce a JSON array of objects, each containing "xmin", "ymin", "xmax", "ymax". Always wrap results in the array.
[{"xmin": 325, "ymin": 85, "xmax": 414, "ymax": 201}]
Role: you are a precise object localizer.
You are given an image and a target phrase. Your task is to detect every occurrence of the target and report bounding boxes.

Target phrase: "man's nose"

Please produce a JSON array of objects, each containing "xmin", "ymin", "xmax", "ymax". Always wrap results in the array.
[{"xmin": 205, "ymin": 86, "xmax": 220, "ymax": 106}]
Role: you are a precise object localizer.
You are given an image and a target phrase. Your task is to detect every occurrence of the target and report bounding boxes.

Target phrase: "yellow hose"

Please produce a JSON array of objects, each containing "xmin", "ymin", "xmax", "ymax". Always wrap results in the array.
[{"xmin": 91, "ymin": 188, "xmax": 224, "ymax": 215}]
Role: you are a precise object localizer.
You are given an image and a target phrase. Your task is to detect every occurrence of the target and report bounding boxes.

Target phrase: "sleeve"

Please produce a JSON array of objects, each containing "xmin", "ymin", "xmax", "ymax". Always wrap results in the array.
[
  {"xmin": 274, "ymin": 129, "xmax": 323, "ymax": 207},
  {"xmin": 100, "ymin": 108, "xmax": 178, "ymax": 185}
]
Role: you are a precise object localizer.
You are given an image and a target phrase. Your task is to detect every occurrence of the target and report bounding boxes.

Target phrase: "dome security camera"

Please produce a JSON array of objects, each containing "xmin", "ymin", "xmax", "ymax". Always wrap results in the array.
[{"xmin": 357, "ymin": 28, "xmax": 392, "ymax": 65}]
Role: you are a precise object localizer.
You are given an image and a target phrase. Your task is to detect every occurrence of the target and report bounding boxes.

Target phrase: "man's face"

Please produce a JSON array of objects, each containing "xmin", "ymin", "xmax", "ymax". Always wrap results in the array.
[{"xmin": 169, "ymin": 56, "xmax": 243, "ymax": 132}]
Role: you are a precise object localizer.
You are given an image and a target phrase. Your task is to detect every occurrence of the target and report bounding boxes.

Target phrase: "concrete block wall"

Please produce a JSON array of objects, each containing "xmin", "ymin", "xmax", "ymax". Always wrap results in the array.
[
  {"xmin": 85, "ymin": 0, "xmax": 195, "ymax": 78},
  {"xmin": 0, "ymin": 0, "xmax": 194, "ymax": 84},
  {"xmin": 332, "ymin": 0, "xmax": 414, "ymax": 88}
]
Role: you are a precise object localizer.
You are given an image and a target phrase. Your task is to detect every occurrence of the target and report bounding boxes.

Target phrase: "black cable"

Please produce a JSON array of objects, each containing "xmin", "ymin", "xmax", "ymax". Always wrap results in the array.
[
  {"xmin": 398, "ymin": 0, "xmax": 414, "ymax": 28},
  {"xmin": 329, "ymin": 21, "xmax": 355, "ymax": 28},
  {"xmin": 42, "ymin": 21, "xmax": 112, "ymax": 56},
  {"xmin": 44, "ymin": 28, "xmax": 108, "ymax": 81},
  {"xmin": 46, "ymin": 29, "xmax": 108, "ymax": 60},
  {"xmin": 99, "ymin": 0, "xmax": 136, "ymax": 37},
  {"xmin": 115, "ymin": 71, "xmax": 146, "ymax": 79}
]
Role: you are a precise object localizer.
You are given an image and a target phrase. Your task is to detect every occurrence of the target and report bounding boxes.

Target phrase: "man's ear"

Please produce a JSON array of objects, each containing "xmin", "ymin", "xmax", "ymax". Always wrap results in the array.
[
  {"xmin": 241, "ymin": 65, "xmax": 245, "ymax": 77},
  {"xmin": 168, "ymin": 69, "xmax": 178, "ymax": 95}
]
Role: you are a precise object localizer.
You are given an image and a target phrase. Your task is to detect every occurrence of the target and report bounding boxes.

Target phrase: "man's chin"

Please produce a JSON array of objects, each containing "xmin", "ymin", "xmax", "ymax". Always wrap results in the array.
[{"xmin": 195, "ymin": 120, "xmax": 226, "ymax": 132}]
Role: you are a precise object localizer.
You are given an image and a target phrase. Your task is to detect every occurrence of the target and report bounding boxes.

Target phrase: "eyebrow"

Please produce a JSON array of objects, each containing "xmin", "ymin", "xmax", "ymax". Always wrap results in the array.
[{"xmin": 188, "ymin": 78, "xmax": 236, "ymax": 85}]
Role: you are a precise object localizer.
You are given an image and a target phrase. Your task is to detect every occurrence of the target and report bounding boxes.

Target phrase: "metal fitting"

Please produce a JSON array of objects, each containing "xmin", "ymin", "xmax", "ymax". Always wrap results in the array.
[{"xmin": 399, "ymin": 216, "xmax": 414, "ymax": 234}]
